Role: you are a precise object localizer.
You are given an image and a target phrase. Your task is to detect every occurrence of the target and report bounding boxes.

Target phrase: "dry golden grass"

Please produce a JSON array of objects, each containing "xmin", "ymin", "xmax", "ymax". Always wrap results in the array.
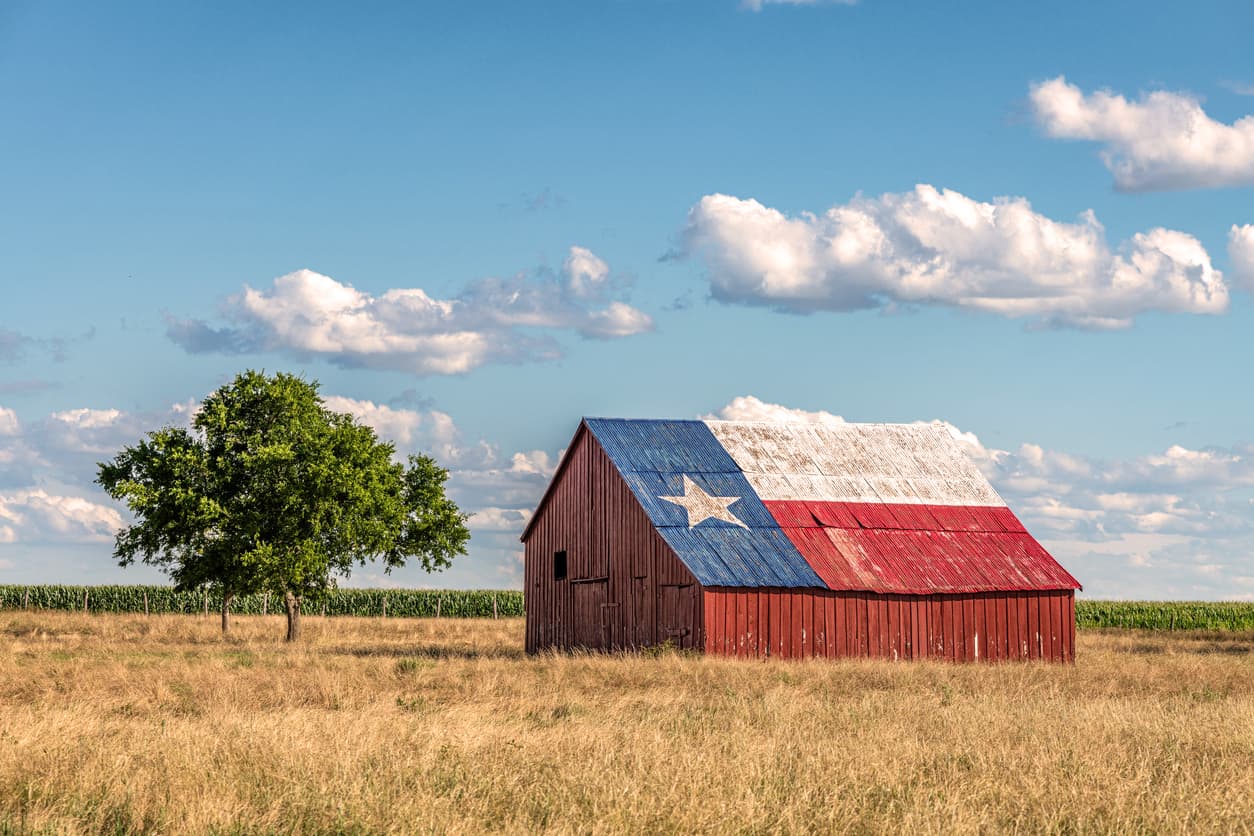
[{"xmin": 1, "ymin": 613, "xmax": 1252, "ymax": 835}]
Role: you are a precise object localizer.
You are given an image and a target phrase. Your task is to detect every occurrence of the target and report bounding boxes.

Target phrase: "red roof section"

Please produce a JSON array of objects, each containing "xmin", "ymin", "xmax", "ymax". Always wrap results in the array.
[{"xmin": 765, "ymin": 500, "xmax": 1080, "ymax": 594}]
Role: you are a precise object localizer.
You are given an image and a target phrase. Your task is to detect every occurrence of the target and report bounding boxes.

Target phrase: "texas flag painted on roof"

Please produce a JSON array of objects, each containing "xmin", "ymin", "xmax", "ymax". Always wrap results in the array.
[{"xmin": 580, "ymin": 418, "xmax": 1081, "ymax": 594}]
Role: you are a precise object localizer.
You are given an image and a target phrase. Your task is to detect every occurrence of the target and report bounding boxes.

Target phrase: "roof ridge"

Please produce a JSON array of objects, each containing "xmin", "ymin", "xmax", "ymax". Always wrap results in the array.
[{"xmin": 584, "ymin": 416, "xmax": 950, "ymax": 429}]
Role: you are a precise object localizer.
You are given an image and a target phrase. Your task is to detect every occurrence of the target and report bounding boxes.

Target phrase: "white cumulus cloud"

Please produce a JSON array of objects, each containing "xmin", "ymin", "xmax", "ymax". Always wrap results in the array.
[
  {"xmin": 468, "ymin": 507, "xmax": 533, "ymax": 532},
  {"xmin": 1230, "ymin": 224, "xmax": 1254, "ymax": 292},
  {"xmin": 166, "ymin": 248, "xmax": 652, "ymax": 376},
  {"xmin": 682, "ymin": 186, "xmax": 1227, "ymax": 329},
  {"xmin": 0, "ymin": 489, "xmax": 123, "ymax": 543},
  {"xmin": 704, "ymin": 395, "xmax": 847, "ymax": 426},
  {"xmin": 322, "ymin": 396, "xmax": 444, "ymax": 448},
  {"xmin": 1029, "ymin": 76, "xmax": 1254, "ymax": 191},
  {"xmin": 48, "ymin": 407, "xmax": 124, "ymax": 429}
]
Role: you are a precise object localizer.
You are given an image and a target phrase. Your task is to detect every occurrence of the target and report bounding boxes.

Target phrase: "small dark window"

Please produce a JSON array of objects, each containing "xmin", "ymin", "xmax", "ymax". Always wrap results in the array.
[{"xmin": 553, "ymin": 550, "xmax": 567, "ymax": 581}]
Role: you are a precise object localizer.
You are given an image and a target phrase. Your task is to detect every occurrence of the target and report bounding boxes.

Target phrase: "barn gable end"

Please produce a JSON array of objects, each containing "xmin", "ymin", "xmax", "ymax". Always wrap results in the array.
[{"xmin": 523, "ymin": 424, "xmax": 702, "ymax": 653}]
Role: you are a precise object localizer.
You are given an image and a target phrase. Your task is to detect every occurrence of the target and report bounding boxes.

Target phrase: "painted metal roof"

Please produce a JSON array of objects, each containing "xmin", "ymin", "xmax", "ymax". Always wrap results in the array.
[
  {"xmin": 586, "ymin": 419, "xmax": 825, "ymax": 588},
  {"xmin": 578, "ymin": 417, "xmax": 1080, "ymax": 593}
]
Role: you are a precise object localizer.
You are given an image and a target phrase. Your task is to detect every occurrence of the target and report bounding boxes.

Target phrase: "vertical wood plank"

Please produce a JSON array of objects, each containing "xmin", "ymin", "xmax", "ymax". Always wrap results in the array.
[
  {"xmin": 968, "ymin": 595, "xmax": 978, "ymax": 661},
  {"xmin": 1015, "ymin": 593, "xmax": 1028, "ymax": 659},
  {"xmin": 768, "ymin": 590, "xmax": 779, "ymax": 658},
  {"xmin": 741, "ymin": 591, "xmax": 754, "ymax": 658},
  {"xmin": 930, "ymin": 596, "xmax": 942, "ymax": 659},
  {"xmin": 731, "ymin": 591, "xmax": 741, "ymax": 658},
  {"xmin": 801, "ymin": 593, "xmax": 813, "ymax": 658},
  {"xmin": 887, "ymin": 597, "xmax": 899, "ymax": 661},
  {"xmin": 823, "ymin": 594, "xmax": 836, "ymax": 658},
  {"xmin": 707, "ymin": 591, "xmax": 717, "ymax": 656},
  {"xmin": 942, "ymin": 595, "xmax": 952, "ymax": 660},
  {"xmin": 1027, "ymin": 594, "xmax": 1040, "ymax": 660},
  {"xmin": 753, "ymin": 590, "xmax": 764, "ymax": 658}
]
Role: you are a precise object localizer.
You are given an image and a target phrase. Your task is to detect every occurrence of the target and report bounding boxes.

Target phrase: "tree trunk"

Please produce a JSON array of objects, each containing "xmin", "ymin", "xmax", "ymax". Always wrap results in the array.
[
  {"xmin": 221, "ymin": 592, "xmax": 234, "ymax": 636},
  {"xmin": 284, "ymin": 590, "xmax": 302, "ymax": 642}
]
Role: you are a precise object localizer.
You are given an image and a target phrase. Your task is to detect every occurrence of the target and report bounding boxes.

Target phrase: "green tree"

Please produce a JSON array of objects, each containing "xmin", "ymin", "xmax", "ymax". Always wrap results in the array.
[{"xmin": 97, "ymin": 370, "xmax": 470, "ymax": 640}]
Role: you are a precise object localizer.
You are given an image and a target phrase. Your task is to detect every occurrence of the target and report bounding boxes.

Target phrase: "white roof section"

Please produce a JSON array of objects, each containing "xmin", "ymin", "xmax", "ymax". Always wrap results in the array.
[{"xmin": 703, "ymin": 420, "xmax": 1005, "ymax": 507}]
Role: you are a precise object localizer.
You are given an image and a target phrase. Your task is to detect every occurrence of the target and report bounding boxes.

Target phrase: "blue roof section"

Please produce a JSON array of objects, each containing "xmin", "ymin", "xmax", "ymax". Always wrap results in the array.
[
  {"xmin": 586, "ymin": 418, "xmax": 741, "ymax": 474},
  {"xmin": 584, "ymin": 419, "xmax": 824, "ymax": 588}
]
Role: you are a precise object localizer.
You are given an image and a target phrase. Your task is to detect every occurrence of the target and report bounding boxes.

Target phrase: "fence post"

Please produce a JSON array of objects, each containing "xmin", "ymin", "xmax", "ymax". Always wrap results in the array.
[
  {"xmin": 23, "ymin": 589, "xmax": 29, "ymax": 611},
  {"xmin": 382, "ymin": 596, "xmax": 387, "ymax": 619},
  {"xmin": 263, "ymin": 592, "xmax": 269, "ymax": 616},
  {"xmin": 321, "ymin": 600, "xmax": 326, "ymax": 618},
  {"xmin": 203, "ymin": 589, "xmax": 208, "ymax": 618},
  {"xmin": 493, "ymin": 593, "xmax": 498, "ymax": 620},
  {"xmin": 143, "ymin": 590, "xmax": 149, "ymax": 617},
  {"xmin": 83, "ymin": 589, "xmax": 89, "ymax": 614},
  {"xmin": 435, "ymin": 596, "xmax": 441, "ymax": 619}
]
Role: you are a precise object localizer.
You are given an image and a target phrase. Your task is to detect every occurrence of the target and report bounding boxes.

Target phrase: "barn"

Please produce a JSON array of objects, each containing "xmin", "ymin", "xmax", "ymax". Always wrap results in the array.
[{"xmin": 521, "ymin": 418, "xmax": 1081, "ymax": 662}]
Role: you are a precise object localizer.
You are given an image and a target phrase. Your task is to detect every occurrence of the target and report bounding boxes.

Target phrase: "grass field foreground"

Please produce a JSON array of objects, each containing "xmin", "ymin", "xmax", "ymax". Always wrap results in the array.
[{"xmin": 1, "ymin": 613, "xmax": 1252, "ymax": 833}]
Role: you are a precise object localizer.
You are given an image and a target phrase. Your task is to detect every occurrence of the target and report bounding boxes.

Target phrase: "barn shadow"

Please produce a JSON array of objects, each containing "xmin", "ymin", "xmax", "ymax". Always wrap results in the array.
[{"xmin": 1124, "ymin": 638, "xmax": 1253, "ymax": 656}]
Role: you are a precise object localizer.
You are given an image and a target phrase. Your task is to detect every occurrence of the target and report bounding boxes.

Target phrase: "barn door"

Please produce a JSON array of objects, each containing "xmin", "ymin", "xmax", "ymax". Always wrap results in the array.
[
  {"xmin": 573, "ymin": 580, "xmax": 610, "ymax": 650},
  {"xmin": 660, "ymin": 583, "xmax": 696, "ymax": 649}
]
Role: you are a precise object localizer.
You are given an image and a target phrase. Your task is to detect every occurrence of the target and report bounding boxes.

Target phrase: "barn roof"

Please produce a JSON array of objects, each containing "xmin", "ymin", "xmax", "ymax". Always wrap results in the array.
[{"xmin": 525, "ymin": 418, "xmax": 1081, "ymax": 594}]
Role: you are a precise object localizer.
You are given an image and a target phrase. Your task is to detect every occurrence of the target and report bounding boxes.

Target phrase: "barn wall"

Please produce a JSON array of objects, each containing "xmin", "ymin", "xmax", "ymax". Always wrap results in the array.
[
  {"xmin": 703, "ymin": 588, "xmax": 1075, "ymax": 662},
  {"xmin": 524, "ymin": 429, "xmax": 702, "ymax": 653}
]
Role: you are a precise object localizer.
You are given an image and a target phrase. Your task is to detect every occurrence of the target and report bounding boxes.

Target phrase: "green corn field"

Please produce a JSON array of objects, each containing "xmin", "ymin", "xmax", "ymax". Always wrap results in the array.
[
  {"xmin": 2, "ymin": 588, "xmax": 1252, "ymax": 630},
  {"xmin": 0, "ymin": 585, "xmax": 523, "ymax": 618},
  {"xmin": 1076, "ymin": 600, "xmax": 1254, "ymax": 631}
]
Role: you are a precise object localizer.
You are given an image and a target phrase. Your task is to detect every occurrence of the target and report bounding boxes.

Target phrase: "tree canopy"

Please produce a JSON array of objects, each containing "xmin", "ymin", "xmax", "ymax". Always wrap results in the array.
[{"xmin": 96, "ymin": 370, "xmax": 470, "ymax": 640}]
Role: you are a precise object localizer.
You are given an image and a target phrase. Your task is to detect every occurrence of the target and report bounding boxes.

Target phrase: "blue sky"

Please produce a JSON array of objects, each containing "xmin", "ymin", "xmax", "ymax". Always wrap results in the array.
[{"xmin": 2, "ymin": 0, "xmax": 1253, "ymax": 598}]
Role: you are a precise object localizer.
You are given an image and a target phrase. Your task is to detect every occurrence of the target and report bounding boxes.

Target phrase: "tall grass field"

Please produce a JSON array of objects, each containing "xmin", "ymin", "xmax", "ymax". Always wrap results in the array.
[{"xmin": 1, "ymin": 607, "xmax": 1252, "ymax": 833}]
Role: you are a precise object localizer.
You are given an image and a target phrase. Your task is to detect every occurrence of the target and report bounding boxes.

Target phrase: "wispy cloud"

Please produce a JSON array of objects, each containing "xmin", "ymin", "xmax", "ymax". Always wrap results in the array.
[
  {"xmin": 0, "ymin": 380, "xmax": 59, "ymax": 395},
  {"xmin": 1220, "ymin": 80, "xmax": 1254, "ymax": 97},
  {"xmin": 742, "ymin": 0, "xmax": 857, "ymax": 11},
  {"xmin": 166, "ymin": 247, "xmax": 653, "ymax": 376}
]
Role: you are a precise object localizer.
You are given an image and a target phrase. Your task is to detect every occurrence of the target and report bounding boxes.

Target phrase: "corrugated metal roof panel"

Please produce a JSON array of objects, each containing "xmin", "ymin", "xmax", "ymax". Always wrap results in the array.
[
  {"xmin": 991, "ymin": 506, "xmax": 1028, "ymax": 533},
  {"xmin": 652, "ymin": 527, "xmax": 740, "ymax": 586},
  {"xmin": 586, "ymin": 418, "xmax": 742, "ymax": 474},
  {"xmin": 807, "ymin": 501, "xmax": 861, "ymax": 528},
  {"xmin": 763, "ymin": 500, "xmax": 820, "ymax": 528}
]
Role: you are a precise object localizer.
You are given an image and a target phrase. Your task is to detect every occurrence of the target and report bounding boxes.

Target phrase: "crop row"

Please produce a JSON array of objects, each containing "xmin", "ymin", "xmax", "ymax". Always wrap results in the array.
[
  {"xmin": 1076, "ymin": 600, "xmax": 1254, "ymax": 631},
  {"xmin": 0, "ymin": 585, "xmax": 524, "ymax": 618}
]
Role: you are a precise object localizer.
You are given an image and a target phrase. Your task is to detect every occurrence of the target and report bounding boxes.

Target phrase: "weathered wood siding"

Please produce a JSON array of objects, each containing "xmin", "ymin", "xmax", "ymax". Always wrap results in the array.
[
  {"xmin": 703, "ymin": 588, "xmax": 1075, "ymax": 662},
  {"xmin": 524, "ymin": 428, "xmax": 702, "ymax": 653}
]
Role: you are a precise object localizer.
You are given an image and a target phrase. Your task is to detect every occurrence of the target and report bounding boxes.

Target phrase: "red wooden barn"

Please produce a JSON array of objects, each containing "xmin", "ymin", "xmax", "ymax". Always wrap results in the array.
[{"xmin": 521, "ymin": 418, "xmax": 1081, "ymax": 661}]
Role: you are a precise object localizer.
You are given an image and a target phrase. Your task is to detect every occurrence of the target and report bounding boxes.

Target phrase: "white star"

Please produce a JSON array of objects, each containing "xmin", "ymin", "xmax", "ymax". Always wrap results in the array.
[{"xmin": 659, "ymin": 475, "xmax": 748, "ymax": 529}]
